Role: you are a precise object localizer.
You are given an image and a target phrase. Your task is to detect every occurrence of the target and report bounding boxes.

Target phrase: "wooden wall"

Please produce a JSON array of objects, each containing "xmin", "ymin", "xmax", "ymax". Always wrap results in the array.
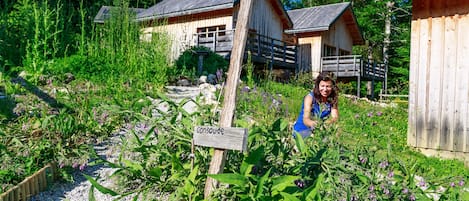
[
  {"xmin": 408, "ymin": 0, "xmax": 469, "ymax": 157},
  {"xmin": 248, "ymin": 0, "xmax": 284, "ymax": 39},
  {"xmin": 321, "ymin": 16, "xmax": 354, "ymax": 55}
]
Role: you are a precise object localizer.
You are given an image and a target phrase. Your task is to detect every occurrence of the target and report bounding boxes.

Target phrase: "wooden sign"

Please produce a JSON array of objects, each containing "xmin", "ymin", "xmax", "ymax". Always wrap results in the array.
[{"xmin": 194, "ymin": 126, "xmax": 248, "ymax": 152}]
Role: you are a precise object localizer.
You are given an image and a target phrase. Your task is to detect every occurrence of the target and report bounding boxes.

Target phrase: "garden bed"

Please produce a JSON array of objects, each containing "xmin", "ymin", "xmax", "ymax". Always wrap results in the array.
[{"xmin": 0, "ymin": 163, "xmax": 56, "ymax": 201}]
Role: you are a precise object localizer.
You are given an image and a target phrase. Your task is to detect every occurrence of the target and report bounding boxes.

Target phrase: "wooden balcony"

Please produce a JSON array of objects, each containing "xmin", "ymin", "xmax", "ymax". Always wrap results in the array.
[
  {"xmin": 195, "ymin": 30, "xmax": 297, "ymax": 69},
  {"xmin": 321, "ymin": 55, "xmax": 386, "ymax": 81}
]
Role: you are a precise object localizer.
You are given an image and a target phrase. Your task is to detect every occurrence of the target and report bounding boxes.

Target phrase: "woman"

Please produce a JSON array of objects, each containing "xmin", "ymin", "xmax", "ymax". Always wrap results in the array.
[{"xmin": 293, "ymin": 72, "xmax": 339, "ymax": 139}]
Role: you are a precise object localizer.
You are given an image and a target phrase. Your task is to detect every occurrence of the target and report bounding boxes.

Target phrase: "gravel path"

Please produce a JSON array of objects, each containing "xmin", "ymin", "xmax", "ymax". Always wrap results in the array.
[{"xmin": 30, "ymin": 85, "xmax": 218, "ymax": 201}]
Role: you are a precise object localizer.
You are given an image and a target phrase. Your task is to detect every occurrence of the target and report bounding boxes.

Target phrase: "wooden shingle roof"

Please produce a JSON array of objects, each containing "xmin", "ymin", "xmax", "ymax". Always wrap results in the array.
[
  {"xmin": 285, "ymin": 2, "xmax": 364, "ymax": 44},
  {"xmin": 136, "ymin": 0, "xmax": 235, "ymax": 21}
]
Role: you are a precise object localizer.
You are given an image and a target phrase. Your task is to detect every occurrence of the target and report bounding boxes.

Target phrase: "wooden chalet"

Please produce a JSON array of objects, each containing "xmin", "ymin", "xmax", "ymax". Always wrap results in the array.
[
  {"xmin": 286, "ymin": 2, "xmax": 384, "ymax": 96},
  {"xmin": 408, "ymin": 0, "xmax": 469, "ymax": 163},
  {"xmin": 94, "ymin": 1, "xmax": 385, "ymax": 89}
]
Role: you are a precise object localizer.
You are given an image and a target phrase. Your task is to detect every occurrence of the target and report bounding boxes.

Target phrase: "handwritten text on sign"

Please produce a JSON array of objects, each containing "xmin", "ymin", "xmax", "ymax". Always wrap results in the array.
[{"xmin": 193, "ymin": 126, "xmax": 248, "ymax": 152}]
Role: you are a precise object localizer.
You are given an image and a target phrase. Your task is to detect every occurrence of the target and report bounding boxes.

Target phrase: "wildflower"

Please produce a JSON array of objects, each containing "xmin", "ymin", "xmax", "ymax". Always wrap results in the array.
[
  {"xmin": 72, "ymin": 162, "xmax": 79, "ymax": 169},
  {"xmin": 450, "ymin": 182, "xmax": 455, "ymax": 187},
  {"xmin": 376, "ymin": 111, "xmax": 383, "ymax": 116},
  {"xmin": 402, "ymin": 188, "xmax": 409, "ymax": 194},
  {"xmin": 383, "ymin": 188, "xmax": 390, "ymax": 195},
  {"xmin": 59, "ymin": 163, "xmax": 65, "ymax": 169},
  {"xmin": 216, "ymin": 69, "xmax": 223, "ymax": 82},
  {"xmin": 379, "ymin": 161, "xmax": 389, "ymax": 168},
  {"xmin": 79, "ymin": 163, "xmax": 87, "ymax": 171},
  {"xmin": 387, "ymin": 171, "xmax": 394, "ymax": 178},
  {"xmin": 241, "ymin": 86, "xmax": 250, "ymax": 93},
  {"xmin": 409, "ymin": 194, "xmax": 416, "ymax": 201},
  {"xmin": 418, "ymin": 180, "xmax": 426, "ymax": 187},
  {"xmin": 294, "ymin": 179, "xmax": 305, "ymax": 189},
  {"xmin": 369, "ymin": 192, "xmax": 376, "ymax": 200},
  {"xmin": 367, "ymin": 112, "xmax": 373, "ymax": 117},
  {"xmin": 459, "ymin": 180, "xmax": 465, "ymax": 186},
  {"xmin": 369, "ymin": 185, "xmax": 375, "ymax": 191},
  {"xmin": 359, "ymin": 156, "xmax": 367, "ymax": 164}
]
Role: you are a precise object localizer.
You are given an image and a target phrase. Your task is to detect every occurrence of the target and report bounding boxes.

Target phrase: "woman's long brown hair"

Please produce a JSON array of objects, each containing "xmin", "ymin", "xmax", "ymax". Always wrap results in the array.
[{"xmin": 312, "ymin": 72, "xmax": 338, "ymax": 107}]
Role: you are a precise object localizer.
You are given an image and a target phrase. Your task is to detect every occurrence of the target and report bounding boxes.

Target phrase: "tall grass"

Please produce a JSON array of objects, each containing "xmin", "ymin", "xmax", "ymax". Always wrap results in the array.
[{"xmin": 87, "ymin": 1, "xmax": 170, "ymax": 90}]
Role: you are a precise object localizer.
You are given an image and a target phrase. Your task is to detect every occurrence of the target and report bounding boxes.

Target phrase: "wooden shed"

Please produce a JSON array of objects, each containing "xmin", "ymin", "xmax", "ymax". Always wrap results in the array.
[
  {"xmin": 285, "ymin": 2, "xmax": 365, "ymax": 76},
  {"xmin": 408, "ymin": 0, "xmax": 469, "ymax": 162}
]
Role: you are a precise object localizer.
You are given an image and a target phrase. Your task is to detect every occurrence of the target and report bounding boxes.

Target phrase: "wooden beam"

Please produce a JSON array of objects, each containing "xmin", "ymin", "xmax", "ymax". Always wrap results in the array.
[{"xmin": 204, "ymin": 0, "xmax": 254, "ymax": 198}]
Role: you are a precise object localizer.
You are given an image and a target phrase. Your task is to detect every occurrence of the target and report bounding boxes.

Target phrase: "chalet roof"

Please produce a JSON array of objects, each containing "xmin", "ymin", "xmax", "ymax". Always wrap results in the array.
[
  {"xmin": 136, "ymin": 0, "xmax": 235, "ymax": 21},
  {"xmin": 134, "ymin": 0, "xmax": 292, "ymax": 28},
  {"xmin": 285, "ymin": 2, "xmax": 364, "ymax": 45},
  {"xmin": 94, "ymin": 6, "xmax": 146, "ymax": 23}
]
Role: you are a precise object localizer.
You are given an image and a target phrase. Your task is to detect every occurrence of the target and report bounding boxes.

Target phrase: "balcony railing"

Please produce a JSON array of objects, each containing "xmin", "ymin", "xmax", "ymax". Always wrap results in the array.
[
  {"xmin": 195, "ymin": 30, "xmax": 297, "ymax": 69},
  {"xmin": 321, "ymin": 55, "xmax": 386, "ymax": 80}
]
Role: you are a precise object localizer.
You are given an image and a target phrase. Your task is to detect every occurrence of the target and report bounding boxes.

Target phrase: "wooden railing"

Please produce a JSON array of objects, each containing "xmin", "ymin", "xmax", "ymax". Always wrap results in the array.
[
  {"xmin": 321, "ymin": 55, "xmax": 386, "ymax": 80},
  {"xmin": 195, "ymin": 30, "xmax": 297, "ymax": 68}
]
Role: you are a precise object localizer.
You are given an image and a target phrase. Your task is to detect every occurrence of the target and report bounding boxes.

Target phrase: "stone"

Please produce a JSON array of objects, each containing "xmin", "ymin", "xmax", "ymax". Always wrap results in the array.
[
  {"xmin": 177, "ymin": 79, "xmax": 191, "ymax": 86},
  {"xmin": 198, "ymin": 75, "xmax": 207, "ymax": 84}
]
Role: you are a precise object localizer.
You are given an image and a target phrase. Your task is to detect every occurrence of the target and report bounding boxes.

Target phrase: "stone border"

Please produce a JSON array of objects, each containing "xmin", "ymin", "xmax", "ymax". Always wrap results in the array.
[{"xmin": 0, "ymin": 163, "xmax": 56, "ymax": 201}]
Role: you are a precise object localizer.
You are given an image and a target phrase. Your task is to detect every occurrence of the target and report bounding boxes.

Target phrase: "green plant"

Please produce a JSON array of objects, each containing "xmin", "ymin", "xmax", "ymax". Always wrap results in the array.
[{"xmin": 175, "ymin": 46, "xmax": 228, "ymax": 76}]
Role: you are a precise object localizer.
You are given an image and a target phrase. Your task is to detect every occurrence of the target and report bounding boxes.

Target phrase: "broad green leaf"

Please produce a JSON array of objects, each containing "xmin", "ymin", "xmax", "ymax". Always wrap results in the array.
[
  {"xmin": 184, "ymin": 165, "xmax": 199, "ymax": 196},
  {"xmin": 84, "ymin": 174, "xmax": 119, "ymax": 196},
  {"xmin": 305, "ymin": 173, "xmax": 325, "ymax": 201},
  {"xmin": 355, "ymin": 172, "xmax": 369, "ymax": 184},
  {"xmin": 88, "ymin": 186, "xmax": 96, "ymax": 201},
  {"xmin": 294, "ymin": 133, "xmax": 306, "ymax": 154},
  {"xmin": 240, "ymin": 146, "xmax": 264, "ymax": 175},
  {"xmin": 272, "ymin": 175, "xmax": 299, "ymax": 192},
  {"xmin": 272, "ymin": 118, "xmax": 288, "ymax": 131},
  {"xmin": 121, "ymin": 159, "xmax": 143, "ymax": 172},
  {"xmin": 254, "ymin": 168, "xmax": 271, "ymax": 198},
  {"xmin": 280, "ymin": 192, "xmax": 301, "ymax": 201},
  {"xmin": 207, "ymin": 173, "xmax": 248, "ymax": 186},
  {"xmin": 148, "ymin": 167, "xmax": 162, "ymax": 178}
]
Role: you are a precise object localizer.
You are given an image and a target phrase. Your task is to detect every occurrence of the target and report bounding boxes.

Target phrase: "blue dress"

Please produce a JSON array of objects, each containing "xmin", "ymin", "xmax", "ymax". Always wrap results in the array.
[{"xmin": 293, "ymin": 92, "xmax": 332, "ymax": 138}]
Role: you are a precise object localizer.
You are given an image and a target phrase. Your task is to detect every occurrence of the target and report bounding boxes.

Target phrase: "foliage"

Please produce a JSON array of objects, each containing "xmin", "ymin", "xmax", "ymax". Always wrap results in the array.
[{"xmin": 175, "ymin": 46, "xmax": 229, "ymax": 76}]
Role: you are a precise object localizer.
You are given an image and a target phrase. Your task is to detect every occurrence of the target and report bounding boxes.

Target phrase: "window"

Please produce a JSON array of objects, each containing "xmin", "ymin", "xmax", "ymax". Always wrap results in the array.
[
  {"xmin": 197, "ymin": 25, "xmax": 226, "ymax": 38},
  {"xmin": 339, "ymin": 49, "xmax": 350, "ymax": 56},
  {"xmin": 323, "ymin": 44, "xmax": 336, "ymax": 56}
]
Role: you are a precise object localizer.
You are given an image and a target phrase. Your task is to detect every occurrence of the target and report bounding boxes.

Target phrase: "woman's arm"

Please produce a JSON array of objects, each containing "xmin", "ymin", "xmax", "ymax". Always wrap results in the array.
[
  {"xmin": 327, "ymin": 104, "xmax": 339, "ymax": 124},
  {"xmin": 302, "ymin": 95, "xmax": 318, "ymax": 128}
]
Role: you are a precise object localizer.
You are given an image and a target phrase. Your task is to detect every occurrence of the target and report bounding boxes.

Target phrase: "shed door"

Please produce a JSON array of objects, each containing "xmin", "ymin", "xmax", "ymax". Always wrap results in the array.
[{"xmin": 297, "ymin": 44, "xmax": 312, "ymax": 72}]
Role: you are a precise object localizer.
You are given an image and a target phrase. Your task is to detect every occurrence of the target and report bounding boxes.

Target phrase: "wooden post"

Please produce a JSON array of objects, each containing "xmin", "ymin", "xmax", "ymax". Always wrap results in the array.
[{"xmin": 204, "ymin": 0, "xmax": 254, "ymax": 198}]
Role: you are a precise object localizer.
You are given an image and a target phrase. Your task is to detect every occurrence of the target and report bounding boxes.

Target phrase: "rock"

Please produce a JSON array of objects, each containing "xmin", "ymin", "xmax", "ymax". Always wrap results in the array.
[
  {"xmin": 177, "ymin": 79, "xmax": 191, "ymax": 86},
  {"xmin": 198, "ymin": 75, "xmax": 207, "ymax": 84}
]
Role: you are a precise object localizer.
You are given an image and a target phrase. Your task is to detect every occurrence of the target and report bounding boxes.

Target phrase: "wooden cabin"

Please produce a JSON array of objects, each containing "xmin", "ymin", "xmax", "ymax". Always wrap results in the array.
[
  {"xmin": 286, "ymin": 2, "xmax": 365, "ymax": 77},
  {"xmin": 408, "ymin": 0, "xmax": 469, "ymax": 163}
]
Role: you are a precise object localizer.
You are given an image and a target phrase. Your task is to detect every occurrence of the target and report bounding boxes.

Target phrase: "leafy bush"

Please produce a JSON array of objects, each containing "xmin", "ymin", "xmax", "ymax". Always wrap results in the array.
[{"xmin": 175, "ymin": 46, "xmax": 228, "ymax": 76}]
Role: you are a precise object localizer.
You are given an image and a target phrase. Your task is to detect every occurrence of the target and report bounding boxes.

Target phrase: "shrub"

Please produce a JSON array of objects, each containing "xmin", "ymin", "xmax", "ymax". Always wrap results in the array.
[{"xmin": 175, "ymin": 46, "xmax": 228, "ymax": 76}]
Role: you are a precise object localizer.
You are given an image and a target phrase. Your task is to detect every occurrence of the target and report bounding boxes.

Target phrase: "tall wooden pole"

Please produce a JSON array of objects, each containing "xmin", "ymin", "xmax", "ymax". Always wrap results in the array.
[{"xmin": 204, "ymin": 0, "xmax": 254, "ymax": 198}]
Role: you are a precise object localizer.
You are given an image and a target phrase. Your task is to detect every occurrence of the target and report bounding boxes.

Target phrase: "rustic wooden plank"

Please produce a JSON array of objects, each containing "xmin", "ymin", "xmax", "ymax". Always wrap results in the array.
[
  {"xmin": 453, "ymin": 13, "xmax": 468, "ymax": 152},
  {"xmin": 408, "ymin": 14, "xmax": 419, "ymax": 149},
  {"xmin": 459, "ymin": 15, "xmax": 469, "ymax": 153},
  {"xmin": 194, "ymin": 126, "xmax": 247, "ymax": 151},
  {"xmin": 439, "ymin": 14, "xmax": 458, "ymax": 151},
  {"xmin": 426, "ymin": 16, "xmax": 444, "ymax": 149},
  {"xmin": 415, "ymin": 17, "xmax": 430, "ymax": 149},
  {"xmin": 204, "ymin": 0, "xmax": 253, "ymax": 198}
]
